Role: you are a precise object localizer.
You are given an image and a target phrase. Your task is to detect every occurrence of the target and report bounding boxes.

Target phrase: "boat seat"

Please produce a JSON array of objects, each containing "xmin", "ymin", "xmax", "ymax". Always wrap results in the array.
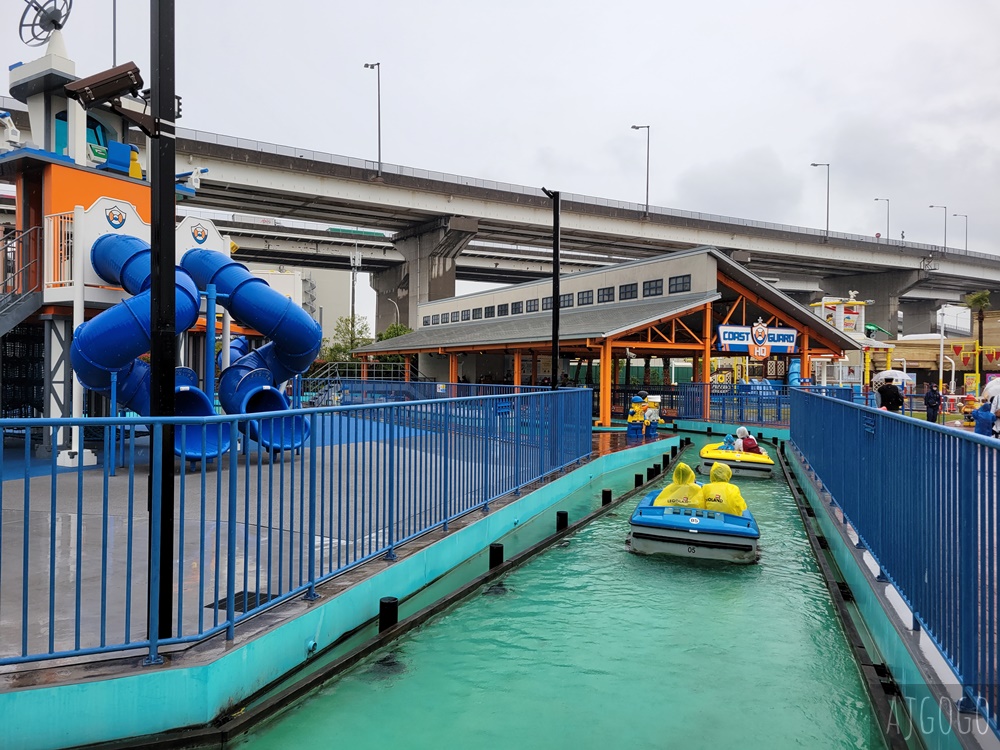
[{"xmin": 96, "ymin": 140, "xmax": 138, "ymax": 175}]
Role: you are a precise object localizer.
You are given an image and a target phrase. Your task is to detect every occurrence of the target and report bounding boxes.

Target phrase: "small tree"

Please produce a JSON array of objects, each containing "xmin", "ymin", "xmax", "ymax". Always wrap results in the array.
[
  {"xmin": 322, "ymin": 315, "xmax": 373, "ymax": 362},
  {"xmin": 964, "ymin": 291, "xmax": 991, "ymax": 376}
]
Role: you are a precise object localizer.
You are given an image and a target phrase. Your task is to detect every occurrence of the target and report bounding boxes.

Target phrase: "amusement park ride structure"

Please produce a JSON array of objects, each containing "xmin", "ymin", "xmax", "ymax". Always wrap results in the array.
[{"xmin": 1, "ymin": 3, "xmax": 321, "ymax": 469}]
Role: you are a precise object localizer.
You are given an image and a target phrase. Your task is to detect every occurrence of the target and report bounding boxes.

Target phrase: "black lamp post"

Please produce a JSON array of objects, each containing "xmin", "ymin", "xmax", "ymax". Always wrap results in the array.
[{"xmin": 149, "ymin": 0, "xmax": 177, "ymax": 644}]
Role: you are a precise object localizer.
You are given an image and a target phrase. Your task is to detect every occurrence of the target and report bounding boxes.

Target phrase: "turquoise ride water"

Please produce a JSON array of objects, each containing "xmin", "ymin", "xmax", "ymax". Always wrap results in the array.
[{"xmin": 239, "ymin": 437, "xmax": 885, "ymax": 749}]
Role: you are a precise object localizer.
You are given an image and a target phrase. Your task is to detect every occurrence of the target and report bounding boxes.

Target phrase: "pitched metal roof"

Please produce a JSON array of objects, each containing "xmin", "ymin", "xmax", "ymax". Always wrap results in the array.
[
  {"xmin": 357, "ymin": 246, "xmax": 862, "ymax": 354},
  {"xmin": 357, "ymin": 291, "xmax": 719, "ymax": 353}
]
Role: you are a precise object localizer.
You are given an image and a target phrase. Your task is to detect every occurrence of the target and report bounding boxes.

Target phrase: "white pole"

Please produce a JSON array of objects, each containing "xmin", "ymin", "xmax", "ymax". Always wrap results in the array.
[
  {"xmin": 221, "ymin": 310, "xmax": 231, "ymax": 369},
  {"xmin": 221, "ymin": 235, "xmax": 233, "ymax": 369},
  {"xmin": 945, "ymin": 356, "xmax": 956, "ymax": 394},
  {"xmin": 938, "ymin": 311, "xmax": 945, "ymax": 392},
  {"xmin": 70, "ymin": 205, "xmax": 86, "ymax": 454}
]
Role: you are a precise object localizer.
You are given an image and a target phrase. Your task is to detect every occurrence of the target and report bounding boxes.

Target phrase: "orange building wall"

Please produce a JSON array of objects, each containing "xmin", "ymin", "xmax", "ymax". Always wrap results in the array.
[{"xmin": 44, "ymin": 163, "xmax": 150, "ymax": 220}]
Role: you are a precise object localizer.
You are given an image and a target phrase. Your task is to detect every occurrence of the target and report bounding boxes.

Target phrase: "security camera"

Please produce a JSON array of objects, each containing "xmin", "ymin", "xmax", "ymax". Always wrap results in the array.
[{"xmin": 64, "ymin": 62, "xmax": 144, "ymax": 108}]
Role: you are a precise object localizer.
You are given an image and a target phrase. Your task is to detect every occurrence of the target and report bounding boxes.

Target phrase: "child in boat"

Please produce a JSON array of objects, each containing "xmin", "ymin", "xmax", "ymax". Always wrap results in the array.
[
  {"xmin": 720, "ymin": 434, "xmax": 737, "ymax": 451},
  {"xmin": 734, "ymin": 426, "xmax": 763, "ymax": 454},
  {"xmin": 701, "ymin": 462, "xmax": 748, "ymax": 516},
  {"xmin": 652, "ymin": 462, "xmax": 704, "ymax": 508}
]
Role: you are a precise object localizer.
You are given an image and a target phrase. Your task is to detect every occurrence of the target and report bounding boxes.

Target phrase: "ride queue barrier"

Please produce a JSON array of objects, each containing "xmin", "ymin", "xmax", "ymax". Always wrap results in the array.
[
  {"xmin": 676, "ymin": 383, "xmax": 852, "ymax": 426},
  {"xmin": 0, "ymin": 388, "xmax": 592, "ymax": 667},
  {"xmin": 300, "ymin": 378, "xmax": 551, "ymax": 408},
  {"xmin": 790, "ymin": 388, "xmax": 998, "ymax": 734}
]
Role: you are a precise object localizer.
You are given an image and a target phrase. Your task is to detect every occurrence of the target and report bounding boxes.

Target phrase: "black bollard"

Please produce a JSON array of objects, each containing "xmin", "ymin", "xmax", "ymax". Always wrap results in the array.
[
  {"xmin": 662, "ymin": 453, "xmax": 670, "ymax": 468},
  {"xmin": 602, "ymin": 488, "xmax": 612, "ymax": 506},
  {"xmin": 772, "ymin": 436, "xmax": 778, "ymax": 445},
  {"xmin": 489, "ymin": 542, "xmax": 504, "ymax": 570},
  {"xmin": 707, "ymin": 426, "xmax": 713, "ymax": 435},
  {"xmin": 378, "ymin": 596, "xmax": 399, "ymax": 633},
  {"xmin": 635, "ymin": 473, "xmax": 643, "ymax": 488},
  {"xmin": 684, "ymin": 437, "xmax": 691, "ymax": 445},
  {"xmin": 653, "ymin": 462, "xmax": 661, "ymax": 476},
  {"xmin": 671, "ymin": 445, "xmax": 678, "ymax": 459},
  {"xmin": 556, "ymin": 510, "xmax": 569, "ymax": 532},
  {"xmin": 757, "ymin": 432, "xmax": 764, "ymax": 441},
  {"xmin": 646, "ymin": 466, "xmax": 656, "ymax": 481}
]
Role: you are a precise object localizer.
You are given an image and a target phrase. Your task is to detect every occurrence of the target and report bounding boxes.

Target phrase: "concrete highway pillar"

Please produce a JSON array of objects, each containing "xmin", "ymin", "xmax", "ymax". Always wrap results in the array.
[
  {"xmin": 822, "ymin": 270, "xmax": 925, "ymax": 339},
  {"xmin": 900, "ymin": 299, "xmax": 946, "ymax": 336},
  {"xmin": 369, "ymin": 216, "xmax": 478, "ymax": 331}
]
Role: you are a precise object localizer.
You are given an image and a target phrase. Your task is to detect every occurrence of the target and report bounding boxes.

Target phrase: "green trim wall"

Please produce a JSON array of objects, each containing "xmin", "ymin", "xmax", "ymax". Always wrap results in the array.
[
  {"xmin": 672, "ymin": 420, "xmax": 789, "ymax": 442},
  {"xmin": 2, "ymin": 437, "xmax": 677, "ymax": 750}
]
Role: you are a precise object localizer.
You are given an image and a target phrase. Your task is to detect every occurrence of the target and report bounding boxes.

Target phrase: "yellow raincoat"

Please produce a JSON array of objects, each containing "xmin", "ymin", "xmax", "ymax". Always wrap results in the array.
[
  {"xmin": 652, "ymin": 462, "xmax": 704, "ymax": 508},
  {"xmin": 701, "ymin": 462, "xmax": 748, "ymax": 516}
]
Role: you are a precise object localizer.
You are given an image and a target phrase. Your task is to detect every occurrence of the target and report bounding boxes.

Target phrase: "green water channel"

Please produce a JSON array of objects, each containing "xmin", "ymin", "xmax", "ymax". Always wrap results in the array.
[{"xmin": 238, "ymin": 436, "xmax": 885, "ymax": 749}]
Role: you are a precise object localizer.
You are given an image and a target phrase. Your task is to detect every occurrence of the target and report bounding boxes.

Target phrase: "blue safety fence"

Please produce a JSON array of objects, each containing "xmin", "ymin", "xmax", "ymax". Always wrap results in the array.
[
  {"xmin": 300, "ymin": 378, "xmax": 550, "ymax": 407},
  {"xmin": 790, "ymin": 389, "xmax": 999, "ymax": 735},
  {"xmin": 0, "ymin": 388, "xmax": 591, "ymax": 666},
  {"xmin": 844, "ymin": 390, "xmax": 964, "ymax": 421},
  {"xmin": 676, "ymin": 383, "xmax": 852, "ymax": 425}
]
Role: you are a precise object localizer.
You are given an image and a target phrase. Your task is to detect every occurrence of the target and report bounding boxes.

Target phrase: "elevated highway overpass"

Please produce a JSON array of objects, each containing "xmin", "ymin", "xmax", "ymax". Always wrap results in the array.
[{"xmin": 5, "ymin": 97, "xmax": 998, "ymax": 334}]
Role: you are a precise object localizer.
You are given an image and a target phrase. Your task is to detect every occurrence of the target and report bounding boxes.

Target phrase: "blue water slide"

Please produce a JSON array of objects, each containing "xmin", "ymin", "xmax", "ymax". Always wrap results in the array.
[
  {"xmin": 788, "ymin": 359, "xmax": 802, "ymax": 387},
  {"xmin": 217, "ymin": 334, "xmax": 250, "ymax": 371},
  {"xmin": 70, "ymin": 234, "xmax": 231, "ymax": 459},
  {"xmin": 181, "ymin": 248, "xmax": 322, "ymax": 451}
]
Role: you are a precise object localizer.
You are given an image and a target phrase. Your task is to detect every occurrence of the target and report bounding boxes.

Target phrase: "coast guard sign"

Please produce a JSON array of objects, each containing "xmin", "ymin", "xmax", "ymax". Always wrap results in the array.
[{"xmin": 718, "ymin": 323, "xmax": 798, "ymax": 360}]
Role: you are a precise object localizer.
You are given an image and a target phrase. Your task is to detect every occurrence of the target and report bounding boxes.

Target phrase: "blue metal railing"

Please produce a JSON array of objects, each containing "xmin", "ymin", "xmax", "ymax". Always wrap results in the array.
[
  {"xmin": 300, "ymin": 378, "xmax": 551, "ymax": 407},
  {"xmin": 790, "ymin": 389, "xmax": 998, "ymax": 733},
  {"xmin": 676, "ymin": 383, "xmax": 853, "ymax": 425},
  {"xmin": 0, "ymin": 388, "xmax": 591, "ymax": 666}
]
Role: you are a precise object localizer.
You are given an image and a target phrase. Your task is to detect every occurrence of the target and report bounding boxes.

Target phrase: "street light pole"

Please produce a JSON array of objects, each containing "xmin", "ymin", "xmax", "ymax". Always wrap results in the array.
[
  {"xmin": 953, "ymin": 213, "xmax": 968, "ymax": 252},
  {"xmin": 929, "ymin": 205, "xmax": 947, "ymax": 251},
  {"xmin": 631, "ymin": 125, "xmax": 650, "ymax": 216},
  {"xmin": 350, "ymin": 247, "xmax": 360, "ymax": 350},
  {"xmin": 387, "ymin": 297, "xmax": 400, "ymax": 326},
  {"xmin": 810, "ymin": 163, "xmax": 830, "ymax": 240},
  {"xmin": 874, "ymin": 197, "xmax": 889, "ymax": 243},
  {"xmin": 364, "ymin": 62, "xmax": 382, "ymax": 178}
]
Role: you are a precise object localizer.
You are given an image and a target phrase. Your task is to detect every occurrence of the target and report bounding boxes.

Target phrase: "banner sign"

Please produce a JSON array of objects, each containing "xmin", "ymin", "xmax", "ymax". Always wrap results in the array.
[{"xmin": 718, "ymin": 323, "xmax": 798, "ymax": 359}]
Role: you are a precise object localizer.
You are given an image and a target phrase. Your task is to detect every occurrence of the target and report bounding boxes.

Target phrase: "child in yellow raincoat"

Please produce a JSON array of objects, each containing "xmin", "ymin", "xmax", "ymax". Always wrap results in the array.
[
  {"xmin": 701, "ymin": 462, "xmax": 748, "ymax": 516},
  {"xmin": 652, "ymin": 462, "xmax": 704, "ymax": 508}
]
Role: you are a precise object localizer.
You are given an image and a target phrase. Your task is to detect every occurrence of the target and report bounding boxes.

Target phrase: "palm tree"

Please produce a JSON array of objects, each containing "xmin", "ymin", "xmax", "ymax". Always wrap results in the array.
[{"xmin": 964, "ymin": 290, "xmax": 992, "ymax": 377}]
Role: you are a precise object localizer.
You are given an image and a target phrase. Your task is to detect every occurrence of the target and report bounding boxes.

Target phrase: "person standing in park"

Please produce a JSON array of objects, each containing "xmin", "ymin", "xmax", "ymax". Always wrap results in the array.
[
  {"xmin": 877, "ymin": 377, "xmax": 904, "ymax": 413},
  {"xmin": 924, "ymin": 383, "xmax": 941, "ymax": 423}
]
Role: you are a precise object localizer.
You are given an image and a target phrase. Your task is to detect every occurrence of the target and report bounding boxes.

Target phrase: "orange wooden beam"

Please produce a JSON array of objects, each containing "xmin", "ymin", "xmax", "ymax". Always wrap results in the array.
[
  {"xmin": 717, "ymin": 272, "xmax": 845, "ymax": 355},
  {"xmin": 702, "ymin": 303, "xmax": 712, "ymax": 420},
  {"xmin": 675, "ymin": 317, "xmax": 703, "ymax": 344},
  {"xmin": 599, "ymin": 338, "xmax": 613, "ymax": 426}
]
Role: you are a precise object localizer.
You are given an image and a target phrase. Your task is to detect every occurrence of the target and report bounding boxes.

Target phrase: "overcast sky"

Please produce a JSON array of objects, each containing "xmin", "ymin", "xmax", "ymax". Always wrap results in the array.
[{"xmin": 4, "ymin": 1, "xmax": 999, "ymax": 325}]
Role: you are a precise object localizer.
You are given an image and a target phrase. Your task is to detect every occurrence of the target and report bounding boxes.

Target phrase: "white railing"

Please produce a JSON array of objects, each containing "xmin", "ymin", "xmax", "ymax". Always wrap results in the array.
[{"xmin": 44, "ymin": 212, "xmax": 74, "ymax": 288}]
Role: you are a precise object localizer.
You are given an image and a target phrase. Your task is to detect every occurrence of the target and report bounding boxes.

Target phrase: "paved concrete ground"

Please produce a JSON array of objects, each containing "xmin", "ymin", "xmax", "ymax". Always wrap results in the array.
[{"xmin": 0, "ymin": 421, "xmax": 608, "ymax": 666}]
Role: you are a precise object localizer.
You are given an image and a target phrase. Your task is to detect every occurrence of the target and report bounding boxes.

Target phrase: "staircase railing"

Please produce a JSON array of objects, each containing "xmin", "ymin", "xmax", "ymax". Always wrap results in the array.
[
  {"xmin": 0, "ymin": 226, "xmax": 43, "ymax": 320},
  {"xmin": 302, "ymin": 360, "xmax": 435, "ymax": 406}
]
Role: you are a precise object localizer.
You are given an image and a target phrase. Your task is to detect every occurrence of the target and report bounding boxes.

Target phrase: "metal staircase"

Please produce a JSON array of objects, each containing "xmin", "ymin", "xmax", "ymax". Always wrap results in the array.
[
  {"xmin": 303, "ymin": 360, "xmax": 432, "ymax": 407},
  {"xmin": 0, "ymin": 227, "xmax": 43, "ymax": 339}
]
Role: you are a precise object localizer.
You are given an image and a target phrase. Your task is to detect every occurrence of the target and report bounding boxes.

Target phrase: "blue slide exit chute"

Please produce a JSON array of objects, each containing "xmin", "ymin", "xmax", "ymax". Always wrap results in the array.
[
  {"xmin": 181, "ymin": 248, "xmax": 322, "ymax": 451},
  {"xmin": 70, "ymin": 234, "xmax": 231, "ymax": 459}
]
